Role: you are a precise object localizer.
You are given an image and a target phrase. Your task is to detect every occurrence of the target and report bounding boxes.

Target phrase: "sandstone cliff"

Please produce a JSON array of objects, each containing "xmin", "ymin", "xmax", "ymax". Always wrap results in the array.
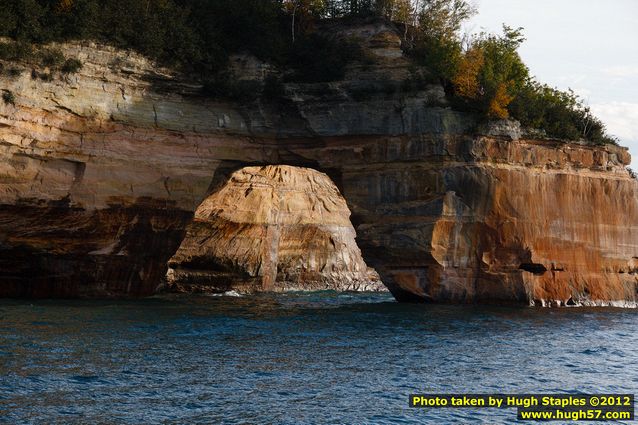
[
  {"xmin": 0, "ymin": 21, "xmax": 636, "ymax": 305},
  {"xmin": 167, "ymin": 165, "xmax": 383, "ymax": 293}
]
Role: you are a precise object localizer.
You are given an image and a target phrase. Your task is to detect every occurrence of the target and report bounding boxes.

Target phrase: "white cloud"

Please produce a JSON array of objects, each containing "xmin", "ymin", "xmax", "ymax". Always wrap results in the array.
[
  {"xmin": 556, "ymin": 74, "xmax": 588, "ymax": 86},
  {"xmin": 590, "ymin": 102, "xmax": 638, "ymax": 166},
  {"xmin": 590, "ymin": 102, "xmax": 638, "ymax": 142},
  {"xmin": 571, "ymin": 87, "xmax": 592, "ymax": 98},
  {"xmin": 602, "ymin": 66, "xmax": 638, "ymax": 78}
]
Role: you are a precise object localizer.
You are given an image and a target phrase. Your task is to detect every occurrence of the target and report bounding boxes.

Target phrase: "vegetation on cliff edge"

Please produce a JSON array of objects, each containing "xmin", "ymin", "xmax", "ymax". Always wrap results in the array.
[{"xmin": 0, "ymin": 0, "xmax": 617, "ymax": 145}]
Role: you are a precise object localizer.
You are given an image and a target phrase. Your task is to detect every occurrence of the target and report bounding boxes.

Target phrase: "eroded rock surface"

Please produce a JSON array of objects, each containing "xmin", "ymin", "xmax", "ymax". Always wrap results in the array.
[
  {"xmin": 0, "ymin": 20, "xmax": 637, "ymax": 305},
  {"xmin": 167, "ymin": 165, "xmax": 382, "ymax": 293}
]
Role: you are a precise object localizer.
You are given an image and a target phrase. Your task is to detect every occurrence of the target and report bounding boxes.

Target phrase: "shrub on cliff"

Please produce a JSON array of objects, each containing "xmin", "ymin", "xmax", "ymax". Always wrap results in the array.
[
  {"xmin": 60, "ymin": 58, "xmax": 82, "ymax": 74},
  {"xmin": 0, "ymin": 40, "xmax": 82, "ymax": 78},
  {"xmin": 0, "ymin": 40, "xmax": 34, "ymax": 61},
  {"xmin": 2, "ymin": 90, "xmax": 15, "ymax": 106},
  {"xmin": 509, "ymin": 82, "xmax": 616, "ymax": 145},
  {"xmin": 38, "ymin": 48, "xmax": 65, "ymax": 68}
]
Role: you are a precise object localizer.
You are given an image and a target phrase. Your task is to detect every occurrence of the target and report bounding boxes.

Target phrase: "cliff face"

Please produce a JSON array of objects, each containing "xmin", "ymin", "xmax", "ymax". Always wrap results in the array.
[
  {"xmin": 369, "ymin": 137, "xmax": 638, "ymax": 306},
  {"xmin": 0, "ymin": 22, "xmax": 637, "ymax": 305},
  {"xmin": 167, "ymin": 165, "xmax": 383, "ymax": 293}
]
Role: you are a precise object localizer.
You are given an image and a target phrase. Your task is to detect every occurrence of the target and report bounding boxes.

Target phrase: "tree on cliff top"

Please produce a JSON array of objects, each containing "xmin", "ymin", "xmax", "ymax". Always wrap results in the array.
[
  {"xmin": 451, "ymin": 26, "xmax": 529, "ymax": 119},
  {"xmin": 407, "ymin": 0, "xmax": 476, "ymax": 80}
]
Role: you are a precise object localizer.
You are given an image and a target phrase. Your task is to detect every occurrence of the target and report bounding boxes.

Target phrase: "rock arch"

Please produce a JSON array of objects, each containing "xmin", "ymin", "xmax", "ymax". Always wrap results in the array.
[{"xmin": 1, "ymin": 28, "xmax": 636, "ymax": 305}]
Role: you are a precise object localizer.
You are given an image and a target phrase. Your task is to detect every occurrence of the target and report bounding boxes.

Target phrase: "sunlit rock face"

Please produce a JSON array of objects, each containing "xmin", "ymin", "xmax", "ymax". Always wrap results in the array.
[
  {"xmin": 167, "ymin": 165, "xmax": 383, "ymax": 293},
  {"xmin": 0, "ymin": 20, "xmax": 637, "ymax": 305}
]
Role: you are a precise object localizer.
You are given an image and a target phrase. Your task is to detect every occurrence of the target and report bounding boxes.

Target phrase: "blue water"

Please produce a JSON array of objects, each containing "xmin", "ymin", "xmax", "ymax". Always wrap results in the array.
[{"xmin": 0, "ymin": 292, "xmax": 636, "ymax": 424}]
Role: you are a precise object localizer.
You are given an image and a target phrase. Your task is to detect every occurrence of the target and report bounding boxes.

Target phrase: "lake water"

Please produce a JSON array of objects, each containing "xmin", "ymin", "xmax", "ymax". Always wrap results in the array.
[{"xmin": 1, "ymin": 292, "xmax": 636, "ymax": 424}]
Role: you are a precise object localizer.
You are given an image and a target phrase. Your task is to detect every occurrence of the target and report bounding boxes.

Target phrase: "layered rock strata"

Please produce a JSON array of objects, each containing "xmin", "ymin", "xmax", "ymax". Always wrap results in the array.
[
  {"xmin": 0, "ymin": 21, "xmax": 636, "ymax": 305},
  {"xmin": 167, "ymin": 165, "xmax": 382, "ymax": 293}
]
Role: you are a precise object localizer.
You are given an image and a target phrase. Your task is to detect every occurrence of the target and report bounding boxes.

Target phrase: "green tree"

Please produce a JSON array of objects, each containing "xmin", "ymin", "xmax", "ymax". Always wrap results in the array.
[
  {"xmin": 474, "ymin": 26, "xmax": 529, "ymax": 118},
  {"xmin": 408, "ymin": 0, "xmax": 476, "ymax": 80},
  {"xmin": 450, "ymin": 26, "xmax": 528, "ymax": 118}
]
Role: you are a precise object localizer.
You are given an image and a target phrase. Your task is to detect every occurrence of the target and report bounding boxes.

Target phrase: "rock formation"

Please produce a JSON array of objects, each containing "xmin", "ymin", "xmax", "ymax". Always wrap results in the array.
[
  {"xmin": 0, "ymin": 21, "xmax": 637, "ymax": 305},
  {"xmin": 167, "ymin": 165, "xmax": 383, "ymax": 293}
]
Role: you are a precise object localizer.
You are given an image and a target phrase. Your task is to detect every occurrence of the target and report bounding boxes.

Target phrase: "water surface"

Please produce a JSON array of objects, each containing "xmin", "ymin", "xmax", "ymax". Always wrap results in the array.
[{"xmin": 1, "ymin": 292, "xmax": 636, "ymax": 424}]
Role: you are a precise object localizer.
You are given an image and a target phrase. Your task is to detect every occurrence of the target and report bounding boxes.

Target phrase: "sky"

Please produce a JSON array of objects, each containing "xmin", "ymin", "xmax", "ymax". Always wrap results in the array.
[{"xmin": 463, "ymin": 0, "xmax": 638, "ymax": 166}]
